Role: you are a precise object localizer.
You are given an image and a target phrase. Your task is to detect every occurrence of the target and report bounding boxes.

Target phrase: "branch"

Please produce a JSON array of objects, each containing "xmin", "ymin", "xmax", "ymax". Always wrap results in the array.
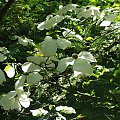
[
  {"xmin": 48, "ymin": 80, "xmax": 120, "ymax": 103},
  {"xmin": 0, "ymin": 0, "xmax": 15, "ymax": 22}
]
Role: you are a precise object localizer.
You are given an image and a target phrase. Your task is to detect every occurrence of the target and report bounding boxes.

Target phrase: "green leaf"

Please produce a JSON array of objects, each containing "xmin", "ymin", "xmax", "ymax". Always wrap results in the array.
[
  {"xmin": 73, "ymin": 58, "xmax": 93, "ymax": 75},
  {"xmin": 41, "ymin": 36, "xmax": 57, "ymax": 56},
  {"xmin": 27, "ymin": 72, "xmax": 43, "ymax": 85},
  {"xmin": 56, "ymin": 57, "xmax": 74, "ymax": 73},
  {"xmin": 56, "ymin": 106, "xmax": 76, "ymax": 114},
  {"xmin": 0, "ymin": 69, "xmax": 6, "ymax": 84},
  {"xmin": 57, "ymin": 38, "xmax": 71, "ymax": 50}
]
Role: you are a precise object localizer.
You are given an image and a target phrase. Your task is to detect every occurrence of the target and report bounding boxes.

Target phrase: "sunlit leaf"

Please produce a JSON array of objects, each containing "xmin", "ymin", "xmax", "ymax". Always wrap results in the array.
[
  {"xmin": 75, "ymin": 34, "xmax": 83, "ymax": 40},
  {"xmin": 56, "ymin": 112, "xmax": 66, "ymax": 120},
  {"xmin": 56, "ymin": 106, "xmax": 76, "ymax": 114},
  {"xmin": 18, "ymin": 93, "xmax": 30, "ymax": 108},
  {"xmin": 78, "ymin": 51, "xmax": 96, "ymax": 62},
  {"xmin": 37, "ymin": 21, "xmax": 45, "ymax": 30},
  {"xmin": 22, "ymin": 62, "xmax": 41, "ymax": 73},
  {"xmin": 62, "ymin": 28, "xmax": 76, "ymax": 37},
  {"xmin": 30, "ymin": 108, "xmax": 48, "ymax": 116},
  {"xmin": 72, "ymin": 71, "xmax": 83, "ymax": 78},
  {"xmin": 4, "ymin": 65, "xmax": 15, "ymax": 78},
  {"xmin": 62, "ymin": 28, "xmax": 83, "ymax": 40},
  {"xmin": 100, "ymin": 20, "xmax": 111, "ymax": 26},
  {"xmin": 73, "ymin": 58, "xmax": 93, "ymax": 75}
]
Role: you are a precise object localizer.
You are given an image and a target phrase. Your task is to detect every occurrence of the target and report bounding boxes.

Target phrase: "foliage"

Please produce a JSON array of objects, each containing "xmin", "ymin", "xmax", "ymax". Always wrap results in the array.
[{"xmin": 0, "ymin": 0, "xmax": 120, "ymax": 120}]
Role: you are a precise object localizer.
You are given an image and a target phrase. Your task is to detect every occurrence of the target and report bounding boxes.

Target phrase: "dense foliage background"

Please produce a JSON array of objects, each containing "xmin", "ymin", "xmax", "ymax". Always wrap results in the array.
[{"xmin": 0, "ymin": 0, "xmax": 120, "ymax": 120}]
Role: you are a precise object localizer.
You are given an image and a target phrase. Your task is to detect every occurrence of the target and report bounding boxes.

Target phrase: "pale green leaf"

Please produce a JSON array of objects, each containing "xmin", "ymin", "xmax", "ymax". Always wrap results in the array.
[
  {"xmin": 27, "ymin": 72, "xmax": 43, "ymax": 85},
  {"xmin": 73, "ymin": 58, "xmax": 93, "ymax": 75},
  {"xmin": 0, "ymin": 53, "xmax": 6, "ymax": 62},
  {"xmin": 0, "ymin": 91, "xmax": 16, "ymax": 110},
  {"xmin": 0, "ymin": 47, "xmax": 9, "ymax": 54},
  {"xmin": 41, "ymin": 36, "xmax": 57, "ymax": 56},
  {"xmin": 12, "ymin": 98, "xmax": 21, "ymax": 111},
  {"xmin": 18, "ymin": 37, "xmax": 28, "ymax": 46},
  {"xmin": 37, "ymin": 15, "xmax": 64, "ymax": 30},
  {"xmin": 45, "ymin": 60, "xmax": 55, "ymax": 68},
  {"xmin": 0, "ymin": 69, "xmax": 6, "ymax": 84},
  {"xmin": 57, "ymin": 38, "xmax": 71, "ymax": 50},
  {"xmin": 78, "ymin": 51, "xmax": 96, "ymax": 62},
  {"xmin": 27, "ymin": 56, "xmax": 45, "ymax": 65},
  {"xmin": 15, "ymin": 75, "xmax": 26, "ymax": 90},
  {"xmin": 57, "ymin": 57, "xmax": 74, "ymax": 73},
  {"xmin": 105, "ymin": 13, "xmax": 117, "ymax": 22},
  {"xmin": 56, "ymin": 4, "xmax": 78, "ymax": 15},
  {"xmin": 18, "ymin": 37, "xmax": 35, "ymax": 46},
  {"xmin": 7, "ymin": 91, "xmax": 16, "ymax": 98},
  {"xmin": 89, "ymin": 6, "xmax": 100, "ymax": 16}
]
